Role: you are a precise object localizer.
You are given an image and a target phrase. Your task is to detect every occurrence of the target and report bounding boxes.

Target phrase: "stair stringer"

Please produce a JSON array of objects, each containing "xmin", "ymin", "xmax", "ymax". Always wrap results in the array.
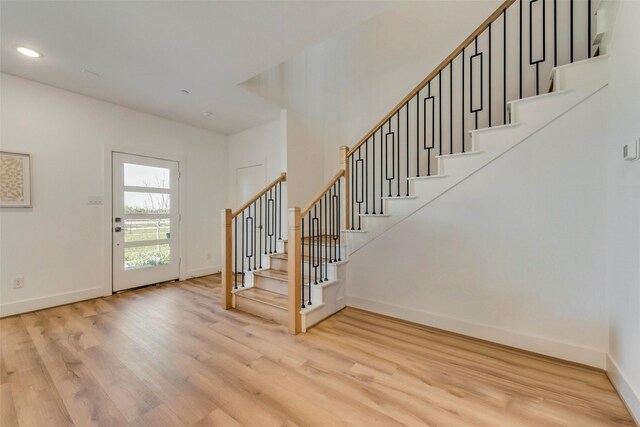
[{"xmin": 343, "ymin": 55, "xmax": 609, "ymax": 255}]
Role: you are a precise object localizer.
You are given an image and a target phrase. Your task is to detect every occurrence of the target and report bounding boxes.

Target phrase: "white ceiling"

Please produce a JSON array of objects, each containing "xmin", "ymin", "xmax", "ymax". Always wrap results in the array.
[{"xmin": 0, "ymin": 1, "xmax": 391, "ymax": 135}]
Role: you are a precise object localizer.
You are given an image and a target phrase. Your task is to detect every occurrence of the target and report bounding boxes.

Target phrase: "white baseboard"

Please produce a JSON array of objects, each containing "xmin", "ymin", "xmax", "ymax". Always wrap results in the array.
[
  {"xmin": 187, "ymin": 265, "xmax": 221, "ymax": 279},
  {"xmin": 0, "ymin": 287, "xmax": 105, "ymax": 317},
  {"xmin": 346, "ymin": 296, "xmax": 606, "ymax": 369},
  {"xmin": 607, "ymin": 354, "xmax": 640, "ymax": 424}
]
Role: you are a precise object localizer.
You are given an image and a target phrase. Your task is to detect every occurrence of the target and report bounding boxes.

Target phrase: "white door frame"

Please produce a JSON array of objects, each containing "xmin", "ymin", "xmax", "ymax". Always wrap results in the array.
[{"xmin": 102, "ymin": 147, "xmax": 187, "ymax": 295}]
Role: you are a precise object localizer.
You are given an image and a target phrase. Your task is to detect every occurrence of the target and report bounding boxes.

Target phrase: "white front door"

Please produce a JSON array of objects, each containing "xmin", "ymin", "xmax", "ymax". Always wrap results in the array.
[{"xmin": 112, "ymin": 152, "xmax": 180, "ymax": 291}]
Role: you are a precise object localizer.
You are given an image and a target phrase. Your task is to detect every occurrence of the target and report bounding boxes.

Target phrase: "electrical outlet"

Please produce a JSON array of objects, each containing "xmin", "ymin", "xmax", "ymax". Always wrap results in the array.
[{"xmin": 13, "ymin": 277, "xmax": 24, "ymax": 289}]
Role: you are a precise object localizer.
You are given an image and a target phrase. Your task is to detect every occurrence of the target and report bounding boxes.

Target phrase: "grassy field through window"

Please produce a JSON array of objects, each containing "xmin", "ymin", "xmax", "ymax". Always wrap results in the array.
[{"xmin": 124, "ymin": 219, "xmax": 171, "ymax": 269}]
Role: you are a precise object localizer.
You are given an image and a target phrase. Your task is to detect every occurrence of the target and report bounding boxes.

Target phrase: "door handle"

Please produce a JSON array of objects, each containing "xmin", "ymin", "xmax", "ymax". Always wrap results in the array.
[{"xmin": 114, "ymin": 227, "xmax": 122, "ymax": 232}]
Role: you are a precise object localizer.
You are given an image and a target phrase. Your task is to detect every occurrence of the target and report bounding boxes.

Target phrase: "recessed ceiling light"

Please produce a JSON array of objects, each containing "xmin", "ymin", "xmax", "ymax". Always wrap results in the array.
[
  {"xmin": 202, "ymin": 111, "xmax": 213, "ymax": 117},
  {"xmin": 16, "ymin": 47, "xmax": 42, "ymax": 58},
  {"xmin": 180, "ymin": 89, "xmax": 190, "ymax": 95}
]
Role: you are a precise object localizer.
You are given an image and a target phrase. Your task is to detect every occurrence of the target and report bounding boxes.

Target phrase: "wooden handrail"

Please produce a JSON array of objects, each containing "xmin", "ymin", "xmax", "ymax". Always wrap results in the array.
[
  {"xmin": 232, "ymin": 172, "xmax": 286, "ymax": 218},
  {"xmin": 301, "ymin": 170, "xmax": 345, "ymax": 216},
  {"xmin": 347, "ymin": 0, "xmax": 516, "ymax": 157}
]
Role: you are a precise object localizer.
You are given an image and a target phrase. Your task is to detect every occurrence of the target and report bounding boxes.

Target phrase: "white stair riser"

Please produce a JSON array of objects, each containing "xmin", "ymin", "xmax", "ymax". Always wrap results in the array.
[
  {"xmin": 554, "ymin": 55, "xmax": 608, "ymax": 91},
  {"xmin": 438, "ymin": 153, "xmax": 487, "ymax": 177},
  {"xmin": 235, "ymin": 296, "xmax": 287, "ymax": 325},
  {"xmin": 253, "ymin": 275, "xmax": 287, "ymax": 295}
]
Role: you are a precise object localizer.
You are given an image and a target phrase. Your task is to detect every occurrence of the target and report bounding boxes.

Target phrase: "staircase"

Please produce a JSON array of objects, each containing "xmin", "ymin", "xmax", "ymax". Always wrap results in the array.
[
  {"xmin": 233, "ymin": 235, "xmax": 347, "ymax": 331},
  {"xmin": 222, "ymin": 0, "xmax": 604, "ymax": 336},
  {"xmin": 344, "ymin": 55, "xmax": 609, "ymax": 254}
]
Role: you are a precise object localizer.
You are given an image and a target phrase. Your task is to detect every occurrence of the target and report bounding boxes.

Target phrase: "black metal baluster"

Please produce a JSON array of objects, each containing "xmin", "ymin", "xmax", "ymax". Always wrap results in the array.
[
  {"xmin": 439, "ymin": 72, "xmax": 442, "ymax": 157},
  {"xmin": 332, "ymin": 185, "xmax": 337, "ymax": 262},
  {"xmin": 278, "ymin": 181, "xmax": 282, "ymax": 240},
  {"xmin": 406, "ymin": 103, "xmax": 409, "ymax": 196},
  {"xmin": 337, "ymin": 178, "xmax": 342, "ymax": 261},
  {"xmin": 252, "ymin": 202, "xmax": 257, "ymax": 271},
  {"xmin": 489, "ymin": 24, "xmax": 492, "ymax": 127},
  {"xmin": 365, "ymin": 139, "xmax": 369, "ymax": 214},
  {"xmin": 241, "ymin": 210, "xmax": 245, "ymax": 287},
  {"xmin": 259, "ymin": 196, "xmax": 263, "ymax": 268},
  {"xmin": 386, "ymin": 120, "xmax": 393, "ymax": 197},
  {"xmin": 379, "ymin": 127, "xmax": 384, "ymax": 214},
  {"xmin": 307, "ymin": 212, "xmax": 312, "ymax": 305},
  {"xmin": 570, "ymin": 0, "xmax": 574, "ymax": 62},
  {"xmin": 396, "ymin": 111, "xmax": 400, "ymax": 197},
  {"xmin": 246, "ymin": 206, "xmax": 251, "ymax": 272},
  {"xmin": 301, "ymin": 217, "xmax": 305, "ymax": 308},
  {"xmin": 554, "ymin": 0, "xmax": 558, "ymax": 66},
  {"xmin": 234, "ymin": 216, "xmax": 238, "ymax": 290},
  {"xmin": 267, "ymin": 189, "xmax": 272, "ymax": 254},
  {"xmin": 357, "ymin": 147, "xmax": 362, "ymax": 230},
  {"xmin": 324, "ymin": 192, "xmax": 328, "ymax": 281},
  {"xmin": 587, "ymin": 0, "xmax": 591, "ymax": 58},
  {"xmin": 273, "ymin": 189, "xmax": 277, "ymax": 251},
  {"xmin": 272, "ymin": 187, "xmax": 277, "ymax": 251},
  {"xmin": 372, "ymin": 132, "xmax": 376, "ymax": 214},
  {"xmin": 350, "ymin": 154, "xmax": 355, "ymax": 230},
  {"xmin": 450, "ymin": 61, "xmax": 453, "ymax": 154},
  {"xmin": 520, "ymin": 0, "xmax": 523, "ymax": 99},
  {"xmin": 529, "ymin": 0, "xmax": 546, "ymax": 96},
  {"xmin": 471, "ymin": 37, "xmax": 481, "ymax": 130},
  {"xmin": 425, "ymin": 83, "xmax": 435, "ymax": 176},
  {"xmin": 319, "ymin": 198, "xmax": 323, "ymax": 283},
  {"xmin": 416, "ymin": 92, "xmax": 420, "ymax": 177},
  {"xmin": 313, "ymin": 205, "xmax": 318, "ymax": 285},
  {"xmin": 462, "ymin": 49, "xmax": 466, "ymax": 152},
  {"xmin": 504, "ymin": 9, "xmax": 508, "ymax": 123},
  {"xmin": 327, "ymin": 188, "xmax": 336, "ymax": 262},
  {"xmin": 245, "ymin": 207, "xmax": 251, "ymax": 272},
  {"xmin": 267, "ymin": 191, "xmax": 271, "ymax": 254}
]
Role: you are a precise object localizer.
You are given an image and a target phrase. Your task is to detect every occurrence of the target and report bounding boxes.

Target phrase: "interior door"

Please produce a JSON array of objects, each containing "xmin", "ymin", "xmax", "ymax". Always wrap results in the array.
[
  {"xmin": 112, "ymin": 152, "xmax": 180, "ymax": 291},
  {"xmin": 236, "ymin": 164, "xmax": 265, "ymax": 207}
]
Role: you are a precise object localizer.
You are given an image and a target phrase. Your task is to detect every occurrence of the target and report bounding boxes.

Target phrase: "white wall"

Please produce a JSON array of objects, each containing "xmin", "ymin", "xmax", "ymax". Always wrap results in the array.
[
  {"xmin": 243, "ymin": 1, "xmax": 502, "ymax": 205},
  {"xmin": 0, "ymin": 73, "xmax": 228, "ymax": 316},
  {"xmin": 346, "ymin": 88, "xmax": 610, "ymax": 368},
  {"xmin": 227, "ymin": 116, "xmax": 284, "ymax": 209},
  {"xmin": 604, "ymin": 0, "xmax": 640, "ymax": 421}
]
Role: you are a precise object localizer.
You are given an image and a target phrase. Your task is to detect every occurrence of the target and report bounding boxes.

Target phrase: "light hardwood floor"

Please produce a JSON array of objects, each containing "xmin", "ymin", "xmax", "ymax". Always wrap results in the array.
[{"xmin": 0, "ymin": 275, "xmax": 635, "ymax": 426}]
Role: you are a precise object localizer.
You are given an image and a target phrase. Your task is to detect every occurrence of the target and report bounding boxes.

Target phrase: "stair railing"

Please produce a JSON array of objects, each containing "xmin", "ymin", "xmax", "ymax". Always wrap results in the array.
[
  {"xmin": 221, "ymin": 172, "xmax": 286, "ymax": 309},
  {"xmin": 288, "ymin": 152, "xmax": 347, "ymax": 334},
  {"xmin": 344, "ymin": 0, "xmax": 595, "ymax": 230}
]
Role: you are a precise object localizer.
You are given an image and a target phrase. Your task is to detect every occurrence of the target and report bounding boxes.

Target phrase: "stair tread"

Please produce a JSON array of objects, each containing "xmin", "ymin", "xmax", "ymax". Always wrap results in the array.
[
  {"xmin": 436, "ymin": 150, "xmax": 483, "ymax": 159},
  {"xmin": 254, "ymin": 269, "xmax": 288, "ymax": 281},
  {"xmin": 254, "ymin": 268, "xmax": 315, "ymax": 283},
  {"xmin": 235, "ymin": 287, "xmax": 288, "ymax": 309},
  {"xmin": 271, "ymin": 253, "xmax": 341, "ymax": 263}
]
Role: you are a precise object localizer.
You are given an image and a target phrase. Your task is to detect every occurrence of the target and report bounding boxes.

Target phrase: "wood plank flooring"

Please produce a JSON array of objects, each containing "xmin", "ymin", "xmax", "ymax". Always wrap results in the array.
[{"xmin": 0, "ymin": 275, "xmax": 635, "ymax": 426}]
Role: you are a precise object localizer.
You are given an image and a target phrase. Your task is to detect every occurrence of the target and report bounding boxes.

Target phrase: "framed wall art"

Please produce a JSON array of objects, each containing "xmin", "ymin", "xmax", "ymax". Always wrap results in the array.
[{"xmin": 0, "ymin": 151, "xmax": 32, "ymax": 208}]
